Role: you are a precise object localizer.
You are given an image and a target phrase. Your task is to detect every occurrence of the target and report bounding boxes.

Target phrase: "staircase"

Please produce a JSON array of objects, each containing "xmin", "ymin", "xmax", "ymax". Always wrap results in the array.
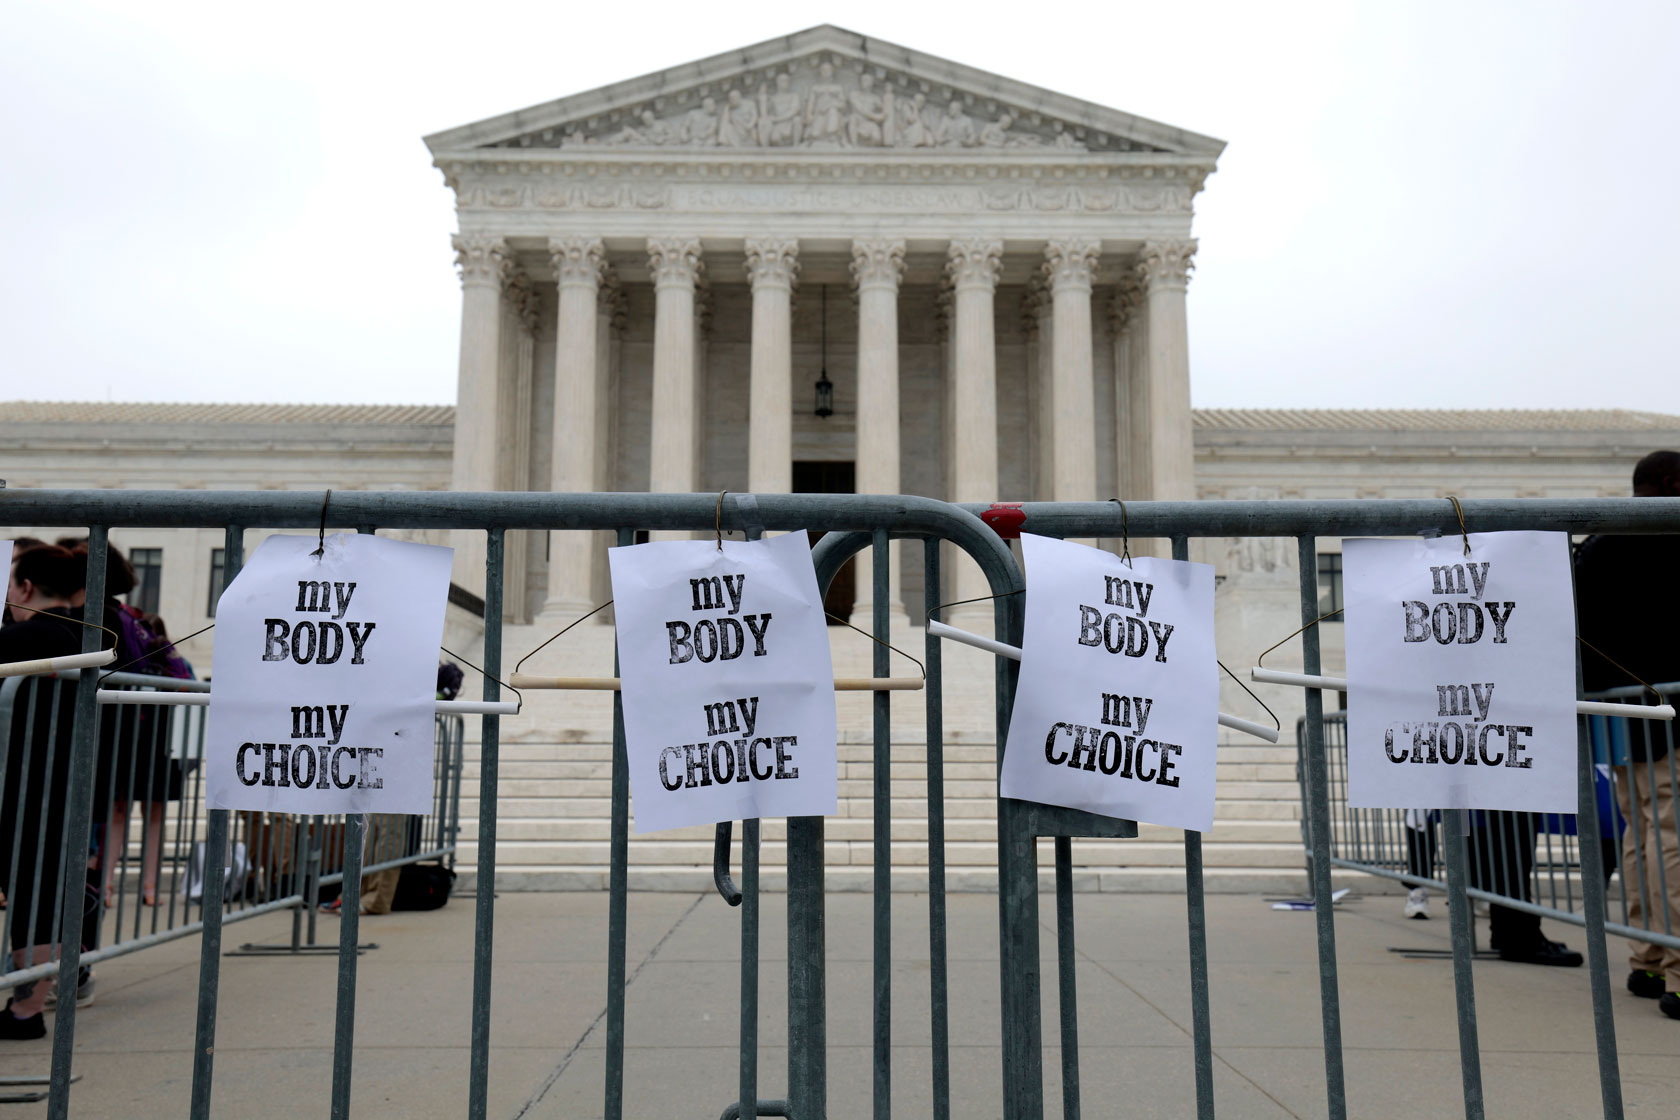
[{"xmin": 454, "ymin": 617, "xmax": 1317, "ymax": 894}]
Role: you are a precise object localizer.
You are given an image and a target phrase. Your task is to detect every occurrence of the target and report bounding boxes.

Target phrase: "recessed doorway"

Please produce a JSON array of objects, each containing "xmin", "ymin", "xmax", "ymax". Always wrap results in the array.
[{"xmin": 793, "ymin": 460, "xmax": 855, "ymax": 624}]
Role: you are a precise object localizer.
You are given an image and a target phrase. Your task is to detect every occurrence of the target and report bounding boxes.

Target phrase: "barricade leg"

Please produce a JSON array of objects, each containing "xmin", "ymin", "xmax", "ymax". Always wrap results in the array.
[
  {"xmin": 922, "ymin": 539, "xmax": 950, "ymax": 1120},
  {"xmin": 467, "ymin": 527, "xmax": 504, "ymax": 1120},
  {"xmin": 1174, "ymin": 533, "xmax": 1215, "ymax": 1120},
  {"xmin": 1442, "ymin": 812, "xmax": 1485, "ymax": 1120},
  {"xmin": 1294, "ymin": 534, "xmax": 1347, "ymax": 1120}
]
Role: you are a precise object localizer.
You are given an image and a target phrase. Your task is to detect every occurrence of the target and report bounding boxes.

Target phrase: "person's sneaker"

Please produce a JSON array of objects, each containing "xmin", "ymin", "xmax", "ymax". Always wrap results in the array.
[
  {"xmin": 1660, "ymin": 992, "xmax": 1680, "ymax": 1021},
  {"xmin": 0, "ymin": 999, "xmax": 46, "ymax": 1041},
  {"xmin": 1403, "ymin": 888, "xmax": 1431, "ymax": 919},
  {"xmin": 43, "ymin": 968, "xmax": 94, "ymax": 1010},
  {"xmin": 1628, "ymin": 970, "xmax": 1666, "ymax": 999},
  {"xmin": 1497, "ymin": 938, "xmax": 1583, "ymax": 967}
]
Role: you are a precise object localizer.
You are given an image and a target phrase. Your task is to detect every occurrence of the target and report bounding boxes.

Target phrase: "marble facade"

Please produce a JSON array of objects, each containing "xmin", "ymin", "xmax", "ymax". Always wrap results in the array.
[{"xmin": 424, "ymin": 25, "xmax": 1223, "ymax": 620}]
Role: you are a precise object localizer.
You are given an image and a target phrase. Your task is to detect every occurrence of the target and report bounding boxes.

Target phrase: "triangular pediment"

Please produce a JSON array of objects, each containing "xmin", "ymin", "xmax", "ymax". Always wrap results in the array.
[{"xmin": 424, "ymin": 25, "xmax": 1224, "ymax": 158}]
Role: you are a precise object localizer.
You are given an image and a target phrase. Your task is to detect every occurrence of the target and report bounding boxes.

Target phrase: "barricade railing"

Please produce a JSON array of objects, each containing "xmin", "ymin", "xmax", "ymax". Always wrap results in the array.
[
  {"xmin": 963, "ymin": 497, "xmax": 1680, "ymax": 1120},
  {"xmin": 0, "ymin": 666, "xmax": 463, "ymax": 1102},
  {"xmin": 1301, "ymin": 682, "xmax": 1680, "ymax": 958},
  {"xmin": 3, "ymin": 490, "xmax": 1677, "ymax": 1119}
]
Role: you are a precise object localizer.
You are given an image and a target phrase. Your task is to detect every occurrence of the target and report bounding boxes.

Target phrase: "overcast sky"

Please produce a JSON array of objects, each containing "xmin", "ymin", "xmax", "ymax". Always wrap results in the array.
[{"xmin": 4, "ymin": 1, "xmax": 1676, "ymax": 410}]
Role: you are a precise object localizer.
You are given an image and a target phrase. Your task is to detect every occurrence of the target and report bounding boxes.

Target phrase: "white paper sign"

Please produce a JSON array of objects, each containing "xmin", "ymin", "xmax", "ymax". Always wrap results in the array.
[
  {"xmin": 1343, "ymin": 531, "xmax": 1577, "ymax": 812},
  {"xmin": 205, "ymin": 533, "xmax": 453, "ymax": 813},
  {"xmin": 999, "ymin": 535, "xmax": 1220, "ymax": 832},
  {"xmin": 609, "ymin": 533, "xmax": 838, "ymax": 834}
]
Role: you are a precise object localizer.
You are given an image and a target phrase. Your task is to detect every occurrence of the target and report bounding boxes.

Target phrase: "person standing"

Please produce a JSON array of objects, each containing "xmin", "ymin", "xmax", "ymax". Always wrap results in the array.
[
  {"xmin": 1, "ymin": 546, "xmax": 86, "ymax": 1039},
  {"xmin": 1575, "ymin": 449, "xmax": 1680, "ymax": 1020}
]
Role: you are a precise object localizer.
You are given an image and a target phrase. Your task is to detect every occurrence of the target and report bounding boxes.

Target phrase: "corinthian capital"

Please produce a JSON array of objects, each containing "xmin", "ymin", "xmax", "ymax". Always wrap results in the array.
[
  {"xmin": 1135, "ymin": 239, "xmax": 1198, "ymax": 292},
  {"xmin": 1108, "ymin": 274, "xmax": 1145, "ymax": 337},
  {"xmin": 850, "ymin": 237, "xmax": 906, "ymax": 291},
  {"xmin": 945, "ymin": 237, "xmax": 1003, "ymax": 292},
  {"xmin": 549, "ymin": 237, "xmax": 606, "ymax": 289},
  {"xmin": 646, "ymin": 238, "xmax": 704, "ymax": 290},
  {"xmin": 744, "ymin": 237, "xmax": 800, "ymax": 292},
  {"xmin": 1044, "ymin": 238, "xmax": 1101, "ymax": 293},
  {"xmin": 505, "ymin": 269, "xmax": 541, "ymax": 332},
  {"xmin": 452, "ymin": 233, "xmax": 510, "ymax": 288}
]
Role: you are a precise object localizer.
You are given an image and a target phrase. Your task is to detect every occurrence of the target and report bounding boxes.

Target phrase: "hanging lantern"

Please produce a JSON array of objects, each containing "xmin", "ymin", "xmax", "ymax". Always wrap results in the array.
[{"xmin": 814, "ymin": 284, "xmax": 834, "ymax": 418}]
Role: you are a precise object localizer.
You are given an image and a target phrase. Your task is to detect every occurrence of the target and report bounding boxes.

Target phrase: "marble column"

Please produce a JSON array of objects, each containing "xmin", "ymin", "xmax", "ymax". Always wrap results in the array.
[
  {"xmin": 500, "ymin": 271, "xmax": 537, "ymax": 623},
  {"xmin": 448, "ymin": 232, "xmax": 509, "ymax": 598},
  {"xmin": 541, "ymin": 237, "xmax": 606, "ymax": 617},
  {"xmin": 1045, "ymin": 239, "xmax": 1100, "ymax": 503},
  {"xmin": 647, "ymin": 238, "xmax": 703, "ymax": 539},
  {"xmin": 591, "ymin": 278, "xmax": 623, "ymax": 605},
  {"xmin": 1137, "ymin": 240, "xmax": 1198, "ymax": 502},
  {"xmin": 1107, "ymin": 289, "xmax": 1135, "ymax": 500},
  {"xmin": 946, "ymin": 237, "xmax": 1003, "ymax": 609},
  {"xmin": 745, "ymin": 237, "xmax": 799, "ymax": 494},
  {"xmin": 1122, "ymin": 272, "xmax": 1153, "ymax": 500},
  {"xmin": 851, "ymin": 237, "xmax": 906, "ymax": 620},
  {"xmin": 1024, "ymin": 277, "xmax": 1054, "ymax": 501}
]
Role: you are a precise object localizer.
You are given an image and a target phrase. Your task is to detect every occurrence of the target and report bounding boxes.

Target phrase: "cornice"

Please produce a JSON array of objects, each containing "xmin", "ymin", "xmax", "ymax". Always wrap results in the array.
[{"xmin": 422, "ymin": 25, "xmax": 1225, "ymax": 159}]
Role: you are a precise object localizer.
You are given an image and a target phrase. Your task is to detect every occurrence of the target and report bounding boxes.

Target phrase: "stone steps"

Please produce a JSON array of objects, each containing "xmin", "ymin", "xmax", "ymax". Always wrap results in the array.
[{"xmin": 456, "ymin": 619, "xmax": 1312, "ymax": 891}]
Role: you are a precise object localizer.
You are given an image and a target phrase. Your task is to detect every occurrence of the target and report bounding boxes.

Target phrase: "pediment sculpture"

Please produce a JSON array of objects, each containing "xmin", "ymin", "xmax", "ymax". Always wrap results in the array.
[{"xmin": 542, "ymin": 60, "xmax": 1143, "ymax": 153}]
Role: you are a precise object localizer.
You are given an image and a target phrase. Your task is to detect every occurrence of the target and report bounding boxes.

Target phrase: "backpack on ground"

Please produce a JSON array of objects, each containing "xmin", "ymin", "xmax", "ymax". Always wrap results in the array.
[{"xmin": 392, "ymin": 862, "xmax": 456, "ymax": 911}]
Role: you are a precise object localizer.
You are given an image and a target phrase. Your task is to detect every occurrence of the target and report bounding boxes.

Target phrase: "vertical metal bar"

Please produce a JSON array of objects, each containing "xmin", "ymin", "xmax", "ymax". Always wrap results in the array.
[
  {"xmin": 787, "ymin": 524, "xmax": 826, "ymax": 1120},
  {"xmin": 996, "ymin": 573, "xmax": 1043, "ymax": 1120},
  {"xmin": 1172, "ymin": 534, "xmax": 1215, "ymax": 1119},
  {"xmin": 329, "ymin": 812, "xmax": 367, "ymax": 1118},
  {"xmin": 605, "ymin": 526, "xmax": 632, "ymax": 1120},
  {"xmin": 1295, "ymin": 534, "xmax": 1346, "ymax": 1120},
  {"xmin": 468, "ymin": 527, "xmax": 505, "ymax": 1120},
  {"xmin": 871, "ymin": 528, "xmax": 892, "ymax": 1120},
  {"xmin": 1053, "ymin": 837, "xmax": 1080, "ymax": 1120},
  {"xmin": 923, "ymin": 540, "xmax": 950, "ymax": 1120},
  {"xmin": 189, "ymin": 523, "xmax": 242, "ymax": 1120},
  {"xmin": 1568, "ymin": 545, "xmax": 1625, "ymax": 1120},
  {"xmin": 786, "ymin": 810, "xmax": 826, "ymax": 1120},
  {"xmin": 329, "ymin": 523, "xmax": 383, "ymax": 1119},
  {"xmin": 1575, "ymin": 731, "xmax": 1625, "ymax": 1117},
  {"xmin": 1442, "ymin": 811, "xmax": 1485, "ymax": 1120},
  {"xmin": 739, "ymin": 817, "xmax": 761, "ymax": 1119},
  {"xmin": 45, "ymin": 527, "xmax": 108, "ymax": 1118}
]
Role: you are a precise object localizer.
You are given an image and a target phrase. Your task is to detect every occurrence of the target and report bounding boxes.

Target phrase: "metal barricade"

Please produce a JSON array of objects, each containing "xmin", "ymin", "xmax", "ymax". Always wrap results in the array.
[
  {"xmin": 3, "ymin": 490, "xmax": 1676, "ymax": 1119},
  {"xmin": 1301, "ymin": 682, "xmax": 1680, "ymax": 960}
]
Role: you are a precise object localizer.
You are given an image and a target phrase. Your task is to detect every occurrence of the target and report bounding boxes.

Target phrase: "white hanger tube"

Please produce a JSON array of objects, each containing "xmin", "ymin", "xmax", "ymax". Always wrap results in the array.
[
  {"xmin": 95, "ymin": 690, "xmax": 518, "ymax": 717},
  {"xmin": 1248, "ymin": 667, "xmax": 1675, "ymax": 721},
  {"xmin": 927, "ymin": 620, "xmax": 1281, "ymax": 743},
  {"xmin": 0, "ymin": 648, "xmax": 117, "ymax": 679}
]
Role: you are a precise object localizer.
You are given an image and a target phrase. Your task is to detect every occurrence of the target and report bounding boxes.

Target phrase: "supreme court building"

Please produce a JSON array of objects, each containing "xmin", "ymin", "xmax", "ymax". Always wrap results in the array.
[
  {"xmin": 425, "ymin": 24, "xmax": 1219, "ymax": 622},
  {"xmin": 6, "ymin": 26, "xmax": 1677, "ymax": 892}
]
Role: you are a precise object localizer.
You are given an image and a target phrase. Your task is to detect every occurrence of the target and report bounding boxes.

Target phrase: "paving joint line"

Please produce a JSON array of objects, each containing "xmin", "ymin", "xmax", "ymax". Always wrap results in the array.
[{"xmin": 510, "ymin": 892, "xmax": 706, "ymax": 1119}]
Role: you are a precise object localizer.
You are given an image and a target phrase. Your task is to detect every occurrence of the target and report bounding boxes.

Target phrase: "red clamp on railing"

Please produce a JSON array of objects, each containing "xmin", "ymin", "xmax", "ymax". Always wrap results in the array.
[{"xmin": 981, "ymin": 503, "xmax": 1026, "ymax": 539}]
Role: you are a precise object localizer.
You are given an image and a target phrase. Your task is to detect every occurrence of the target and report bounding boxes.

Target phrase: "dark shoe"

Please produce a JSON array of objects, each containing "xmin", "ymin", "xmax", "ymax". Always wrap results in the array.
[
  {"xmin": 0, "ymin": 1000, "xmax": 46, "ymax": 1041},
  {"xmin": 1628, "ymin": 970, "xmax": 1666, "ymax": 999},
  {"xmin": 1497, "ymin": 938, "xmax": 1583, "ymax": 967},
  {"xmin": 1661, "ymin": 992, "xmax": 1680, "ymax": 1021}
]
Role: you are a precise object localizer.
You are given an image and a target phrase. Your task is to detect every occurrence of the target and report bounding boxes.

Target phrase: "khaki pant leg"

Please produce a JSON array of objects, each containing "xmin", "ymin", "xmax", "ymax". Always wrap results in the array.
[{"xmin": 358, "ymin": 814, "xmax": 404, "ymax": 915}]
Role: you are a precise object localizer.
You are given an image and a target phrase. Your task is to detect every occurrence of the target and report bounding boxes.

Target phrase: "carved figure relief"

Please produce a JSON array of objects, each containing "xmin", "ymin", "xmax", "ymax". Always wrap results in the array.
[{"xmin": 525, "ymin": 58, "xmax": 1163, "ymax": 152}]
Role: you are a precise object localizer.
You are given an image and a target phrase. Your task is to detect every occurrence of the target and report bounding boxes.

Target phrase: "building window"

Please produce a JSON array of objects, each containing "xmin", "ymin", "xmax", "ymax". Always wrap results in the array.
[
  {"xmin": 207, "ymin": 548, "xmax": 226, "ymax": 618},
  {"xmin": 1316, "ymin": 552, "xmax": 1343, "ymax": 620},
  {"xmin": 128, "ymin": 548, "xmax": 163, "ymax": 616}
]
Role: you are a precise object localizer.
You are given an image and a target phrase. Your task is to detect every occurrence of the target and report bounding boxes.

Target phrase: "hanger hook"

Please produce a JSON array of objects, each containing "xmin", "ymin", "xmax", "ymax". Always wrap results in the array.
[
  {"xmin": 1108, "ymin": 498, "xmax": 1132, "ymax": 568},
  {"xmin": 715, "ymin": 490, "xmax": 727, "ymax": 552},
  {"xmin": 313, "ymin": 489, "xmax": 332, "ymax": 558},
  {"xmin": 1446, "ymin": 495, "xmax": 1471, "ymax": 557}
]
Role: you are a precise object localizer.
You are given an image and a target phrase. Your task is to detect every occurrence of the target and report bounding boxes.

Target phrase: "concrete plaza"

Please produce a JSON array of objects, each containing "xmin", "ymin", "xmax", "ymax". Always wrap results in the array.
[{"xmin": 3, "ymin": 888, "xmax": 1675, "ymax": 1117}]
